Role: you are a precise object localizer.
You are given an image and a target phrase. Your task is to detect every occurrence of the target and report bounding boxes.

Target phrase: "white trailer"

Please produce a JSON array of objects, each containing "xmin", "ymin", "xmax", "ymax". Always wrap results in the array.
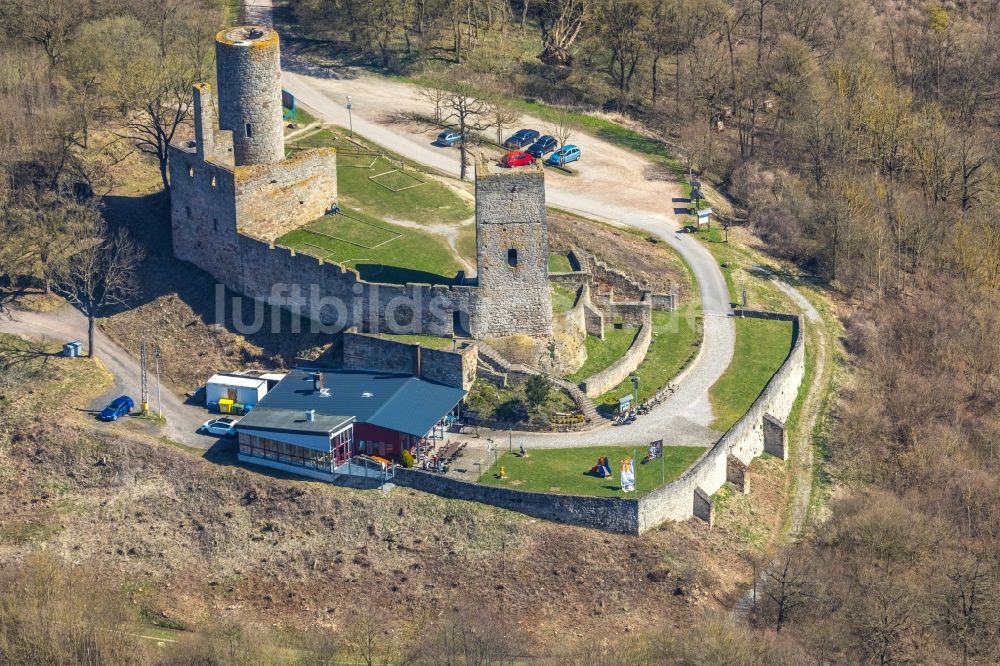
[{"xmin": 205, "ymin": 374, "xmax": 268, "ymax": 411}]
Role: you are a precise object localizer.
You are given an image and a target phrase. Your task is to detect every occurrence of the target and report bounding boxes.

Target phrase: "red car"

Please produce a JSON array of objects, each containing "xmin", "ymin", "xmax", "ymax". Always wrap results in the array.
[{"xmin": 500, "ymin": 151, "xmax": 535, "ymax": 168}]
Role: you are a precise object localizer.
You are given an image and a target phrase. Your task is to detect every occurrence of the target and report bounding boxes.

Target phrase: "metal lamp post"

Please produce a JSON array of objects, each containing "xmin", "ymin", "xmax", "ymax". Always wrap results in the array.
[{"xmin": 346, "ymin": 95, "xmax": 353, "ymax": 136}]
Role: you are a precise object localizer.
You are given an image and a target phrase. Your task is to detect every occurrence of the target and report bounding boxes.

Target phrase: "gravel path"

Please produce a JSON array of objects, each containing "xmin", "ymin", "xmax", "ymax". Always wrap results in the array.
[{"xmin": 0, "ymin": 308, "xmax": 218, "ymax": 449}]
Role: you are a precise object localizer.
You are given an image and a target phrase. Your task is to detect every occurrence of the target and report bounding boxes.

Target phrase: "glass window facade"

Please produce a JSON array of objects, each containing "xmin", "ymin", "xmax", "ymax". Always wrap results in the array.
[{"xmin": 238, "ymin": 427, "xmax": 354, "ymax": 472}]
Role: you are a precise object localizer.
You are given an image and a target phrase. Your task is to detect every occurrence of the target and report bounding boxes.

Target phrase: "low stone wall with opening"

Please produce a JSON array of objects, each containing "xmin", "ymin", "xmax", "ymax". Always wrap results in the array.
[{"xmin": 342, "ymin": 331, "xmax": 477, "ymax": 390}]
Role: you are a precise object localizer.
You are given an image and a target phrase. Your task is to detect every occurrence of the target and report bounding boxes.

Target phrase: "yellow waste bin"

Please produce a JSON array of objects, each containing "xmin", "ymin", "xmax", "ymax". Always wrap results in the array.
[{"xmin": 218, "ymin": 398, "xmax": 234, "ymax": 414}]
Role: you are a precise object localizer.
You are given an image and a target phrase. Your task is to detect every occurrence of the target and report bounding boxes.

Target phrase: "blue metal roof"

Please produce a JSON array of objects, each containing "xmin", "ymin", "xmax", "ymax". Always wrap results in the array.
[{"xmin": 237, "ymin": 368, "xmax": 466, "ymax": 438}]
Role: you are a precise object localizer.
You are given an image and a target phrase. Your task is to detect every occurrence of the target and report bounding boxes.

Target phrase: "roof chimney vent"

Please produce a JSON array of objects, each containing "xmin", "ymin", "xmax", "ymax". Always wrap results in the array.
[
  {"xmin": 312, "ymin": 372, "xmax": 324, "ymax": 391},
  {"xmin": 305, "ymin": 409, "xmax": 315, "ymax": 422}
]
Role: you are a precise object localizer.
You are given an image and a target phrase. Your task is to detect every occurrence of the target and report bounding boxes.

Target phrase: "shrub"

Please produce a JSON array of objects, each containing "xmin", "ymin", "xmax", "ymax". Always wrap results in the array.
[{"xmin": 401, "ymin": 449, "xmax": 415, "ymax": 468}]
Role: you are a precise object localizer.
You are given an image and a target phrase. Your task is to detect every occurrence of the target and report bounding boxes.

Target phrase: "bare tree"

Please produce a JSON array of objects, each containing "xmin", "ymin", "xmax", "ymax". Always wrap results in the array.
[
  {"xmin": 441, "ymin": 85, "xmax": 492, "ymax": 180},
  {"xmin": 0, "ymin": 0, "xmax": 93, "ymax": 70},
  {"xmin": 53, "ymin": 212, "xmax": 142, "ymax": 358},
  {"xmin": 123, "ymin": 60, "xmax": 199, "ymax": 191},
  {"xmin": 536, "ymin": 0, "xmax": 588, "ymax": 66},
  {"xmin": 757, "ymin": 551, "xmax": 814, "ymax": 632},
  {"xmin": 488, "ymin": 96, "xmax": 521, "ymax": 145},
  {"xmin": 418, "ymin": 85, "xmax": 450, "ymax": 124},
  {"xmin": 546, "ymin": 107, "xmax": 575, "ymax": 148}
]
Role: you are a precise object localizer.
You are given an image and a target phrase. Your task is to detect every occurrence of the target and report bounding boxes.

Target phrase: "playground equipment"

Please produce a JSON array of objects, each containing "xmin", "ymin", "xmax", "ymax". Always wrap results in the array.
[{"xmin": 589, "ymin": 456, "xmax": 613, "ymax": 478}]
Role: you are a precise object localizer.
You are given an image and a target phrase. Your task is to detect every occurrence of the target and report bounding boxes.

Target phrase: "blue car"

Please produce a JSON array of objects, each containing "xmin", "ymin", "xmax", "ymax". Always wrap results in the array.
[
  {"xmin": 98, "ymin": 395, "xmax": 134, "ymax": 421},
  {"xmin": 526, "ymin": 135, "xmax": 558, "ymax": 158},
  {"xmin": 435, "ymin": 130, "xmax": 463, "ymax": 147},
  {"xmin": 545, "ymin": 145, "xmax": 581, "ymax": 166},
  {"xmin": 503, "ymin": 128, "xmax": 540, "ymax": 149}
]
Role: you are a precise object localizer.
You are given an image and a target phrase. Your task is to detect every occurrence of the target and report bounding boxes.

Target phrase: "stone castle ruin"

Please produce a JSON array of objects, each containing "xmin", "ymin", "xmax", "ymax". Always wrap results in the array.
[
  {"xmin": 169, "ymin": 25, "xmax": 676, "ymax": 383},
  {"xmin": 170, "ymin": 25, "xmax": 559, "ymax": 342}
]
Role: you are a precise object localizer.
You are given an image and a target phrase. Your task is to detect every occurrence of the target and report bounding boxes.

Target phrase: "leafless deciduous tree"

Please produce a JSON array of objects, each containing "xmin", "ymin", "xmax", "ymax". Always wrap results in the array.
[
  {"xmin": 53, "ymin": 213, "xmax": 142, "ymax": 358},
  {"xmin": 441, "ymin": 85, "xmax": 492, "ymax": 180},
  {"xmin": 536, "ymin": 0, "xmax": 587, "ymax": 66},
  {"xmin": 488, "ymin": 96, "xmax": 521, "ymax": 145}
]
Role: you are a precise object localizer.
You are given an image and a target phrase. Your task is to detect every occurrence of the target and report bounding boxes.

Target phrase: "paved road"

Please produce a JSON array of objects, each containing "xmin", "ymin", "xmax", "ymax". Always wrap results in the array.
[
  {"xmin": 0, "ymin": 308, "xmax": 218, "ymax": 449},
  {"xmin": 249, "ymin": 3, "xmax": 734, "ymax": 444}
]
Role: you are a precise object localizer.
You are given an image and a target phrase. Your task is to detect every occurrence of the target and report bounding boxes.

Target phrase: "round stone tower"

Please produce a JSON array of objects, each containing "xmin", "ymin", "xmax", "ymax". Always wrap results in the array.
[{"xmin": 215, "ymin": 25, "xmax": 284, "ymax": 166}]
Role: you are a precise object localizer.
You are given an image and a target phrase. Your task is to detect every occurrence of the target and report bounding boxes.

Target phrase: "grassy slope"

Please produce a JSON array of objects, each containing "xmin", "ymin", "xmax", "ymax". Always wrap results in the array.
[
  {"xmin": 709, "ymin": 317, "xmax": 794, "ymax": 431},
  {"xmin": 547, "ymin": 252, "xmax": 574, "ymax": 273},
  {"xmin": 550, "ymin": 283, "xmax": 577, "ymax": 314},
  {"xmin": 287, "ymin": 128, "xmax": 473, "ymax": 227},
  {"xmin": 596, "ymin": 310, "xmax": 700, "ymax": 411},
  {"xmin": 566, "ymin": 326, "xmax": 639, "ymax": 382},
  {"xmin": 479, "ymin": 446, "xmax": 706, "ymax": 498}
]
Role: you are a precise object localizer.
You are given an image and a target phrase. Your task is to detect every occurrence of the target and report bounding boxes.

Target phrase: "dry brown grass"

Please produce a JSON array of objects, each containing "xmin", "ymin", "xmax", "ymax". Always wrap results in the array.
[
  {"xmin": 548, "ymin": 211, "xmax": 694, "ymax": 303},
  {"xmin": 0, "ymin": 416, "xmax": 790, "ymax": 655}
]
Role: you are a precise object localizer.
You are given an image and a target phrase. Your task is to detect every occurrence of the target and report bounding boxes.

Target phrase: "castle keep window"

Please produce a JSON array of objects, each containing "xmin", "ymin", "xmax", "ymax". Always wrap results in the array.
[
  {"xmin": 188, "ymin": 166, "xmax": 194, "ymax": 177},
  {"xmin": 210, "ymin": 175, "xmax": 217, "ymax": 187},
  {"xmin": 507, "ymin": 248, "xmax": 519, "ymax": 267},
  {"xmin": 245, "ymin": 123, "xmax": 253, "ymax": 138}
]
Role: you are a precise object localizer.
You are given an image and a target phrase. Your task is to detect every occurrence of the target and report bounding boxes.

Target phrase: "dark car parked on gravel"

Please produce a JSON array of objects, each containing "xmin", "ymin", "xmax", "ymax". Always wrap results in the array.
[
  {"xmin": 435, "ymin": 130, "xmax": 464, "ymax": 146},
  {"xmin": 526, "ymin": 135, "xmax": 558, "ymax": 157},
  {"xmin": 503, "ymin": 128, "xmax": 540, "ymax": 149}
]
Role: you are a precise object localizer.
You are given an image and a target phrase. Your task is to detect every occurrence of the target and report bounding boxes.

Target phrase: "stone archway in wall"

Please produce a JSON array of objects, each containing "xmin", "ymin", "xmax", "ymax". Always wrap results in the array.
[{"xmin": 453, "ymin": 308, "xmax": 471, "ymax": 338}]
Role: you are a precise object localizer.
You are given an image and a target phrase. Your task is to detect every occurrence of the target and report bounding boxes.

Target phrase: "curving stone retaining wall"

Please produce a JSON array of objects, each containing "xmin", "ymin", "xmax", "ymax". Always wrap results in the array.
[
  {"xmin": 636, "ymin": 310, "xmax": 804, "ymax": 529},
  {"xmin": 580, "ymin": 302, "xmax": 653, "ymax": 398},
  {"xmin": 395, "ymin": 310, "xmax": 805, "ymax": 534}
]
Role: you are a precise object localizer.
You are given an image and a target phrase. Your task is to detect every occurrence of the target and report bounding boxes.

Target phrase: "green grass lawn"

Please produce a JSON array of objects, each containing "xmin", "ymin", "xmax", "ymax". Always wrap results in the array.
[
  {"xmin": 479, "ymin": 445, "xmax": 706, "ymax": 497},
  {"xmin": 548, "ymin": 252, "xmax": 574, "ymax": 273},
  {"xmin": 377, "ymin": 333, "xmax": 457, "ymax": 350},
  {"xmin": 550, "ymin": 283, "xmax": 578, "ymax": 314},
  {"xmin": 276, "ymin": 207, "xmax": 463, "ymax": 284},
  {"xmin": 566, "ymin": 325, "xmax": 639, "ymax": 382},
  {"xmin": 596, "ymin": 310, "xmax": 700, "ymax": 412},
  {"xmin": 287, "ymin": 129, "xmax": 473, "ymax": 228},
  {"xmin": 709, "ymin": 317, "xmax": 794, "ymax": 431}
]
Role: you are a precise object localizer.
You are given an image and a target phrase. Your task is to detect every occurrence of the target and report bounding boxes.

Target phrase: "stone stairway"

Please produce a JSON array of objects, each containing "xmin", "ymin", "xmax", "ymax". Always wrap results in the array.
[
  {"xmin": 476, "ymin": 343, "xmax": 608, "ymax": 425},
  {"xmin": 552, "ymin": 377, "xmax": 606, "ymax": 424}
]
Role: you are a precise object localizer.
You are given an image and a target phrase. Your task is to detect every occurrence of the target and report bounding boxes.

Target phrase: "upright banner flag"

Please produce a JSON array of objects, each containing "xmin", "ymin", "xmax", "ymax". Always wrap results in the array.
[{"xmin": 621, "ymin": 457, "xmax": 636, "ymax": 493}]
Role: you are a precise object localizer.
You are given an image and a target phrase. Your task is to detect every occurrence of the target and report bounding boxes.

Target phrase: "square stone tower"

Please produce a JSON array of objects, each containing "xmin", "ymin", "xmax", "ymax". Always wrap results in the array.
[{"xmin": 470, "ymin": 158, "xmax": 552, "ymax": 339}]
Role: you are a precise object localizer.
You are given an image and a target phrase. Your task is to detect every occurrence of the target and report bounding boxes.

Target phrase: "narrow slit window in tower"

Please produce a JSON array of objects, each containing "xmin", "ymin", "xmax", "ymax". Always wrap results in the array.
[
  {"xmin": 507, "ymin": 248, "xmax": 518, "ymax": 267},
  {"xmin": 213, "ymin": 218, "xmax": 218, "ymax": 231},
  {"xmin": 210, "ymin": 175, "xmax": 217, "ymax": 188},
  {"xmin": 245, "ymin": 123, "xmax": 253, "ymax": 138},
  {"xmin": 188, "ymin": 166, "xmax": 194, "ymax": 178}
]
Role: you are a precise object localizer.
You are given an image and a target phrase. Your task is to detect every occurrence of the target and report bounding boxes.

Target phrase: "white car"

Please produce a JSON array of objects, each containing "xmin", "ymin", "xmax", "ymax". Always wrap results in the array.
[{"xmin": 200, "ymin": 417, "xmax": 238, "ymax": 437}]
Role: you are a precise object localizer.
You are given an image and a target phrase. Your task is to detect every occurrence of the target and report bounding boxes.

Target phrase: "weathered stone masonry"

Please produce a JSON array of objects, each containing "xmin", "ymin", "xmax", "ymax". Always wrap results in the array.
[{"xmin": 169, "ymin": 25, "xmax": 554, "ymax": 342}]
